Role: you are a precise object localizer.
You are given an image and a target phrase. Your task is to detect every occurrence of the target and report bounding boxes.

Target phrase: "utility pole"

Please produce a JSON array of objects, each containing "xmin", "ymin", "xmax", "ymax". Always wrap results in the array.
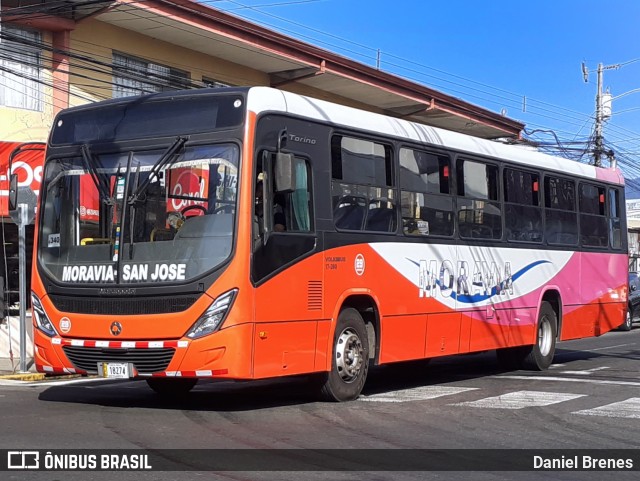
[
  {"xmin": 594, "ymin": 63, "xmax": 604, "ymax": 167},
  {"xmin": 583, "ymin": 61, "xmax": 619, "ymax": 167}
]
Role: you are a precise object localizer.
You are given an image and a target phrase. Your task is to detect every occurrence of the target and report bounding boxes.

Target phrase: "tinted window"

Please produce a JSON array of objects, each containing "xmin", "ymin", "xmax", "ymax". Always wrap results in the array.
[
  {"xmin": 504, "ymin": 168, "xmax": 542, "ymax": 243},
  {"xmin": 609, "ymin": 188, "xmax": 622, "ymax": 250},
  {"xmin": 579, "ymin": 183, "xmax": 607, "ymax": 248},
  {"xmin": 331, "ymin": 136, "xmax": 392, "ymax": 186},
  {"xmin": 331, "ymin": 135, "xmax": 395, "ymax": 233},
  {"xmin": 544, "ymin": 176, "xmax": 577, "ymax": 245},
  {"xmin": 400, "ymin": 148, "xmax": 453, "ymax": 237},
  {"xmin": 51, "ymin": 95, "xmax": 245, "ymax": 145},
  {"xmin": 457, "ymin": 159, "xmax": 501, "ymax": 240}
]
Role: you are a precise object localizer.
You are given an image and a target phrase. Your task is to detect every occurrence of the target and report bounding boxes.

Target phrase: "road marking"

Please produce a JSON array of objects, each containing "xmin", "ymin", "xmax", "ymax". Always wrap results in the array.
[
  {"xmin": 558, "ymin": 367, "xmax": 610, "ymax": 375},
  {"xmin": 452, "ymin": 390, "xmax": 585, "ymax": 409},
  {"xmin": 573, "ymin": 398, "xmax": 640, "ymax": 418},
  {"xmin": 360, "ymin": 386, "xmax": 478, "ymax": 403},
  {"xmin": 583, "ymin": 343, "xmax": 634, "ymax": 352},
  {"xmin": 499, "ymin": 375, "xmax": 640, "ymax": 387}
]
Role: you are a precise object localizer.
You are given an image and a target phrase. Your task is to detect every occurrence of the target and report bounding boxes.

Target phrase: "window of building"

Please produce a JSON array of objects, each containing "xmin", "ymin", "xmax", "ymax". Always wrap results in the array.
[
  {"xmin": 544, "ymin": 175, "xmax": 577, "ymax": 246},
  {"xmin": 399, "ymin": 147, "xmax": 453, "ymax": 237},
  {"xmin": 0, "ymin": 25, "xmax": 42, "ymax": 110},
  {"xmin": 331, "ymin": 135, "xmax": 395, "ymax": 232},
  {"xmin": 456, "ymin": 158, "xmax": 501, "ymax": 240},
  {"xmin": 112, "ymin": 52, "xmax": 190, "ymax": 98},
  {"xmin": 202, "ymin": 77, "xmax": 231, "ymax": 88},
  {"xmin": 503, "ymin": 168, "xmax": 542, "ymax": 243}
]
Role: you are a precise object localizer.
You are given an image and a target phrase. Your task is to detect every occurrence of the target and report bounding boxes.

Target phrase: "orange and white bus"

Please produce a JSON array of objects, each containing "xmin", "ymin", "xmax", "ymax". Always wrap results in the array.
[{"xmin": 31, "ymin": 87, "xmax": 627, "ymax": 400}]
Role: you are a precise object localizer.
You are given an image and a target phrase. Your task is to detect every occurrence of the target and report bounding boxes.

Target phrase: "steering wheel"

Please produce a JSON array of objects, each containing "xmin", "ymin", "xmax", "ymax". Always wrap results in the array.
[
  {"xmin": 213, "ymin": 205, "xmax": 234, "ymax": 214},
  {"xmin": 181, "ymin": 204, "xmax": 208, "ymax": 216}
]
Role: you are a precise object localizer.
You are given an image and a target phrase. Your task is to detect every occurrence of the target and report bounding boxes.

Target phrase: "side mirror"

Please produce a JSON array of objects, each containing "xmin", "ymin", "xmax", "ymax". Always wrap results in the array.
[
  {"xmin": 632, "ymin": 284, "xmax": 637, "ymax": 292},
  {"xmin": 8, "ymin": 174, "xmax": 17, "ymax": 211},
  {"xmin": 274, "ymin": 152, "xmax": 296, "ymax": 193}
]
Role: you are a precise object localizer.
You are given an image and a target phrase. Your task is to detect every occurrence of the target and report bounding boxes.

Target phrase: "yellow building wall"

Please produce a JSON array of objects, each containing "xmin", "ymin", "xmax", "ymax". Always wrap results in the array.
[
  {"xmin": 69, "ymin": 20, "xmax": 378, "ymax": 112},
  {"xmin": 0, "ymin": 32, "xmax": 55, "ymax": 143},
  {"xmin": 69, "ymin": 21, "xmax": 269, "ymax": 106}
]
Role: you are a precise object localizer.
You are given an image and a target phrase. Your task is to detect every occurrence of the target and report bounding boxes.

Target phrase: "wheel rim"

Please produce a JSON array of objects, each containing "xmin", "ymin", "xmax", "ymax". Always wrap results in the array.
[
  {"xmin": 335, "ymin": 327, "xmax": 364, "ymax": 383},
  {"xmin": 538, "ymin": 317, "xmax": 553, "ymax": 356},
  {"xmin": 627, "ymin": 311, "xmax": 632, "ymax": 328}
]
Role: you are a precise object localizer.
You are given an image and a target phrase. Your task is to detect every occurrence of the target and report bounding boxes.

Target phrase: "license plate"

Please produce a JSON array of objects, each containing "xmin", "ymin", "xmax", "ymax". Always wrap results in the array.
[{"xmin": 98, "ymin": 362, "xmax": 134, "ymax": 379}]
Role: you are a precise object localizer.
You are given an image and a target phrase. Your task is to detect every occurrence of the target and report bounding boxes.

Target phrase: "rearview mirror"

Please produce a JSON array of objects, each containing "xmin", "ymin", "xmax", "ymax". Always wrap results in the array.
[
  {"xmin": 8, "ymin": 174, "xmax": 17, "ymax": 211},
  {"xmin": 274, "ymin": 152, "xmax": 296, "ymax": 193}
]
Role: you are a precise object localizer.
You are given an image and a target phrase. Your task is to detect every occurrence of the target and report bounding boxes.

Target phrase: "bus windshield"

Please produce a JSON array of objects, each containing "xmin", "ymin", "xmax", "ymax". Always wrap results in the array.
[{"xmin": 38, "ymin": 143, "xmax": 239, "ymax": 285}]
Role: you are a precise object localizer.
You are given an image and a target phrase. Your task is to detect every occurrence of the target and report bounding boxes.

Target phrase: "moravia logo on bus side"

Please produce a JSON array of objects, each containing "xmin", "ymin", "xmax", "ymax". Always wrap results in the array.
[
  {"xmin": 413, "ymin": 258, "xmax": 550, "ymax": 303},
  {"xmin": 61, "ymin": 263, "xmax": 187, "ymax": 283},
  {"xmin": 417, "ymin": 259, "xmax": 513, "ymax": 299}
]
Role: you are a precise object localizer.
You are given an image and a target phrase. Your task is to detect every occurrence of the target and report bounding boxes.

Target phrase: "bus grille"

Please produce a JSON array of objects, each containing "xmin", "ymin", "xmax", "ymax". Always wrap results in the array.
[
  {"xmin": 49, "ymin": 295, "xmax": 198, "ymax": 315},
  {"xmin": 62, "ymin": 346, "xmax": 175, "ymax": 374}
]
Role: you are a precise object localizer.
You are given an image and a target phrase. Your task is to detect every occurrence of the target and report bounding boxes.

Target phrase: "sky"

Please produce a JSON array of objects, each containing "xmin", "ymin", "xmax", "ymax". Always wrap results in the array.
[{"xmin": 210, "ymin": 0, "xmax": 640, "ymax": 181}]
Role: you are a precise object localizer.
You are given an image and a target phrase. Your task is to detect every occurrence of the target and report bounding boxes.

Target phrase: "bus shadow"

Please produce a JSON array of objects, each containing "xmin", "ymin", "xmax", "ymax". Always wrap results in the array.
[
  {"xmin": 37, "ymin": 344, "xmax": 640, "ymax": 411},
  {"xmin": 37, "ymin": 376, "xmax": 322, "ymax": 412}
]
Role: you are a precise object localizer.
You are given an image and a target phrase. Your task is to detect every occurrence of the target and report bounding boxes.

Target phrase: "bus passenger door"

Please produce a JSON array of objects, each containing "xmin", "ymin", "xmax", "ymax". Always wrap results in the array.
[{"xmin": 252, "ymin": 152, "xmax": 321, "ymax": 378}]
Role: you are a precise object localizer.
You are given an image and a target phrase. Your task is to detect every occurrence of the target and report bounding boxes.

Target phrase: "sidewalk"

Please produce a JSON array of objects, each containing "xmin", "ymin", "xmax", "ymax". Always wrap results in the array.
[
  {"xmin": 1, "ymin": 314, "xmax": 45, "ymax": 380},
  {"xmin": 0, "ymin": 357, "xmax": 46, "ymax": 381}
]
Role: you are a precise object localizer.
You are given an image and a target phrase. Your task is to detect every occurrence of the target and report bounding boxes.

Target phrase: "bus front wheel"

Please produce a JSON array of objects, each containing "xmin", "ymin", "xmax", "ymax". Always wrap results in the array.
[
  {"xmin": 320, "ymin": 308, "xmax": 369, "ymax": 402},
  {"xmin": 146, "ymin": 377, "xmax": 198, "ymax": 395}
]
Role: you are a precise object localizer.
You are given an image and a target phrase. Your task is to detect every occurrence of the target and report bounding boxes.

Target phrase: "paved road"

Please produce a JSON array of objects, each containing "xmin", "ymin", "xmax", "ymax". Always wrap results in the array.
[{"xmin": 1, "ymin": 328, "xmax": 639, "ymax": 480}]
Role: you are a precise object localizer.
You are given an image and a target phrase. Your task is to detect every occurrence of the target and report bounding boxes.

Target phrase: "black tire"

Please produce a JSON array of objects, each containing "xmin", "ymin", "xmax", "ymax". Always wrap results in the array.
[
  {"xmin": 521, "ymin": 301, "xmax": 557, "ymax": 370},
  {"xmin": 146, "ymin": 377, "xmax": 198, "ymax": 395},
  {"xmin": 320, "ymin": 308, "xmax": 369, "ymax": 402},
  {"xmin": 496, "ymin": 301, "xmax": 557, "ymax": 371},
  {"xmin": 619, "ymin": 307, "xmax": 633, "ymax": 331}
]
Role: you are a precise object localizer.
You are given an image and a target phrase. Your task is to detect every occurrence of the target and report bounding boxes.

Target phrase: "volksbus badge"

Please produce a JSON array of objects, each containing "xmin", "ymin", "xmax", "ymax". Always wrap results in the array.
[{"xmin": 110, "ymin": 322, "xmax": 122, "ymax": 336}]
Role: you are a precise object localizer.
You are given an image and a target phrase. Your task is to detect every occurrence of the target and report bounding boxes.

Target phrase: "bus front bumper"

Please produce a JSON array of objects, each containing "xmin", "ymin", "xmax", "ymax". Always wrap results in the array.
[{"xmin": 33, "ymin": 322, "xmax": 254, "ymax": 379}]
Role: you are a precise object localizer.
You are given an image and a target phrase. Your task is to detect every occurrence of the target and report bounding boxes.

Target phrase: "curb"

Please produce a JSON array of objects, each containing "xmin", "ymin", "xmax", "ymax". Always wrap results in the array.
[
  {"xmin": 0, "ymin": 373, "xmax": 87, "ymax": 382},
  {"xmin": 0, "ymin": 373, "xmax": 47, "ymax": 381}
]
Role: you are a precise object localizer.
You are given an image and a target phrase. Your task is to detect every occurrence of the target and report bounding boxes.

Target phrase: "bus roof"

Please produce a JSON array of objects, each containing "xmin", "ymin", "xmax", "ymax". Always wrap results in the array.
[{"xmin": 246, "ymin": 86, "xmax": 624, "ymax": 186}]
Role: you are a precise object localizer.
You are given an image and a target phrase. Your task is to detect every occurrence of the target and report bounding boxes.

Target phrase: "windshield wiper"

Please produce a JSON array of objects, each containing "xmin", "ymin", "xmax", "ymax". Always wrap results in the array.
[
  {"xmin": 81, "ymin": 144, "xmax": 114, "ymax": 205},
  {"xmin": 128, "ymin": 136, "xmax": 188, "ymax": 206}
]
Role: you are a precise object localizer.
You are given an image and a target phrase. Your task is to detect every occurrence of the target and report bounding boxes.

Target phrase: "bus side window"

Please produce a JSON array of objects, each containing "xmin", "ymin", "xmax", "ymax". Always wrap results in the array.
[
  {"xmin": 399, "ymin": 147, "xmax": 453, "ymax": 237},
  {"xmin": 544, "ymin": 176, "xmax": 578, "ymax": 246},
  {"xmin": 456, "ymin": 158, "xmax": 501, "ymax": 240},
  {"xmin": 503, "ymin": 168, "xmax": 542, "ymax": 243},
  {"xmin": 331, "ymin": 135, "xmax": 395, "ymax": 233}
]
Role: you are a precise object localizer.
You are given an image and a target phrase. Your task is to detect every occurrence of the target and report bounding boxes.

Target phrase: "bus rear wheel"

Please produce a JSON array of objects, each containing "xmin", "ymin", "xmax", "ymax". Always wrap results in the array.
[
  {"xmin": 522, "ymin": 301, "xmax": 557, "ymax": 370},
  {"xmin": 146, "ymin": 377, "xmax": 198, "ymax": 395},
  {"xmin": 320, "ymin": 308, "xmax": 369, "ymax": 402},
  {"xmin": 496, "ymin": 301, "xmax": 557, "ymax": 371}
]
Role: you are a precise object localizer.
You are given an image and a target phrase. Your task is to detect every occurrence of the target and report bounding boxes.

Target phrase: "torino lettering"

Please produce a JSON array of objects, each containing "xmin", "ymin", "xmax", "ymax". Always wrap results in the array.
[{"xmin": 418, "ymin": 259, "xmax": 513, "ymax": 298}]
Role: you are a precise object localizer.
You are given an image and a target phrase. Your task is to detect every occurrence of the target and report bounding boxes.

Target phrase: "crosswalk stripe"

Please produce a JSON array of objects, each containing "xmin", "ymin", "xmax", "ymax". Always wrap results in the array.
[
  {"xmin": 573, "ymin": 398, "xmax": 640, "ymax": 418},
  {"xmin": 360, "ymin": 386, "xmax": 478, "ymax": 403},
  {"xmin": 452, "ymin": 390, "xmax": 585, "ymax": 409}
]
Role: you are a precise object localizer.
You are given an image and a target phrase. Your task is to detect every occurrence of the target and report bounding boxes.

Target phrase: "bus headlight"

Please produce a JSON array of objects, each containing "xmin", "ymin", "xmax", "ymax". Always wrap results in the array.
[
  {"xmin": 186, "ymin": 289, "xmax": 238, "ymax": 339},
  {"xmin": 31, "ymin": 292, "xmax": 57, "ymax": 337}
]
